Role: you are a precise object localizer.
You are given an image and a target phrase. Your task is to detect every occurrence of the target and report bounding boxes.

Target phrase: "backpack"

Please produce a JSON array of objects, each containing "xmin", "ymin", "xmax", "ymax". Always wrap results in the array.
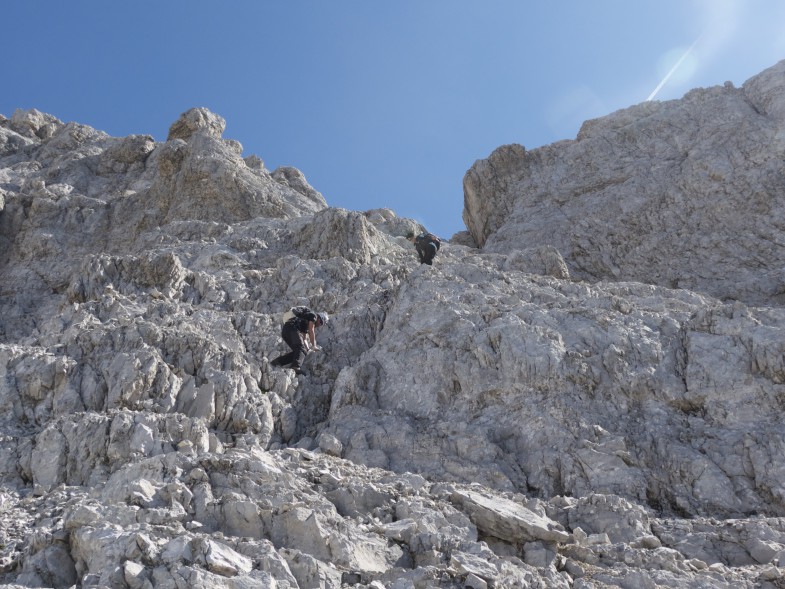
[
  {"xmin": 282, "ymin": 306, "xmax": 311, "ymax": 324},
  {"xmin": 417, "ymin": 232, "xmax": 441, "ymax": 249}
]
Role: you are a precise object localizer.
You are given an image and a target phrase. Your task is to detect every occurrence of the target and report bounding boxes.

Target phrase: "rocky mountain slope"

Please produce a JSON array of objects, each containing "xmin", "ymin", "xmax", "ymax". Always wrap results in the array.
[
  {"xmin": 464, "ymin": 60, "xmax": 785, "ymax": 307},
  {"xmin": 1, "ymin": 60, "xmax": 785, "ymax": 588}
]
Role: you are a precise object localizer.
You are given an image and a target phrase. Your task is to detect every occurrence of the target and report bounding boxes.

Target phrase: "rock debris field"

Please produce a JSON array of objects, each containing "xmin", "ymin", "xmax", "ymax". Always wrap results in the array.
[{"xmin": 2, "ymin": 59, "xmax": 785, "ymax": 588}]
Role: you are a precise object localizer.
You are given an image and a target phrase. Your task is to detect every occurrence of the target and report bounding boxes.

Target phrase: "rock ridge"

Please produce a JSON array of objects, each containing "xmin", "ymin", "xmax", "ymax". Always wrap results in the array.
[
  {"xmin": 464, "ymin": 59, "xmax": 785, "ymax": 307},
  {"xmin": 2, "ymin": 83, "xmax": 785, "ymax": 588}
]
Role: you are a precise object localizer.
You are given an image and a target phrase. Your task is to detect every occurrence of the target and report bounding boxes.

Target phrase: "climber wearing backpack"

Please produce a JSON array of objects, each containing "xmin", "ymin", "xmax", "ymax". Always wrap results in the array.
[
  {"xmin": 270, "ymin": 306, "xmax": 329, "ymax": 374},
  {"xmin": 406, "ymin": 230, "xmax": 441, "ymax": 265}
]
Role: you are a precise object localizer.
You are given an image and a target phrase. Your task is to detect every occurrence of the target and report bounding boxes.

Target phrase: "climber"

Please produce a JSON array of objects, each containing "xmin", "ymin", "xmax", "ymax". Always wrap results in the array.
[
  {"xmin": 270, "ymin": 306, "xmax": 329, "ymax": 374},
  {"xmin": 406, "ymin": 230, "xmax": 441, "ymax": 265}
]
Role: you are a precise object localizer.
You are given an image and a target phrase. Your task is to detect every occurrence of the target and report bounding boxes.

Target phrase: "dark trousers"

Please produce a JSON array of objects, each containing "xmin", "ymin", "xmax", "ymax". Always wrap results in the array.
[
  {"xmin": 417, "ymin": 242, "xmax": 438, "ymax": 265},
  {"xmin": 271, "ymin": 323, "xmax": 307, "ymax": 369}
]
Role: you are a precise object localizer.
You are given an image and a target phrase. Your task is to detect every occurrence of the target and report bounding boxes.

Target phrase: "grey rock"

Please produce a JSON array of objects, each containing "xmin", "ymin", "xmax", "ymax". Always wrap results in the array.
[
  {"xmin": 124, "ymin": 561, "xmax": 153, "ymax": 589},
  {"xmin": 564, "ymin": 494, "xmax": 652, "ymax": 544},
  {"xmin": 2, "ymin": 61, "xmax": 785, "ymax": 588},
  {"xmin": 450, "ymin": 550, "xmax": 498, "ymax": 580},
  {"xmin": 450, "ymin": 489, "xmax": 571, "ymax": 544},
  {"xmin": 167, "ymin": 107, "xmax": 226, "ymax": 142},
  {"xmin": 9, "ymin": 108, "xmax": 62, "ymax": 139},
  {"xmin": 318, "ymin": 432, "xmax": 343, "ymax": 457},
  {"xmin": 464, "ymin": 59, "xmax": 785, "ymax": 306},
  {"xmin": 192, "ymin": 537, "xmax": 253, "ymax": 576}
]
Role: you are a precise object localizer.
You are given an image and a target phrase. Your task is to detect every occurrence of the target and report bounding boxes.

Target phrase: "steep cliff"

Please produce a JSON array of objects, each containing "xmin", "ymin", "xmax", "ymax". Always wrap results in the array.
[
  {"xmin": 2, "ymin": 62, "xmax": 785, "ymax": 588},
  {"xmin": 464, "ymin": 60, "xmax": 785, "ymax": 307}
]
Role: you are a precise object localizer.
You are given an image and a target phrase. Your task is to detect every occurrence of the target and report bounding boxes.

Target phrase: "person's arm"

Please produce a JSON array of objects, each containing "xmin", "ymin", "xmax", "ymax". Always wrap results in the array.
[
  {"xmin": 299, "ymin": 331, "xmax": 311, "ymax": 352},
  {"xmin": 307, "ymin": 321, "xmax": 317, "ymax": 350}
]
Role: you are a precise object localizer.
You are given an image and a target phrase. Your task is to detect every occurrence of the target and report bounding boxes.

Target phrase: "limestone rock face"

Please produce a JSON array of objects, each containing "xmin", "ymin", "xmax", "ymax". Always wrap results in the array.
[
  {"xmin": 167, "ymin": 107, "xmax": 227, "ymax": 141},
  {"xmin": 464, "ymin": 59, "xmax": 785, "ymax": 306},
  {"xmin": 3, "ymin": 67, "xmax": 785, "ymax": 587}
]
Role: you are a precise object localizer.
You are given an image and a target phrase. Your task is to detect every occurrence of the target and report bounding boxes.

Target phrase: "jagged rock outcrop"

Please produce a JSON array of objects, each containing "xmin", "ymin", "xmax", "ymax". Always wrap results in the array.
[
  {"xmin": 464, "ymin": 59, "xmax": 785, "ymax": 307},
  {"xmin": 3, "ymin": 71, "xmax": 785, "ymax": 588}
]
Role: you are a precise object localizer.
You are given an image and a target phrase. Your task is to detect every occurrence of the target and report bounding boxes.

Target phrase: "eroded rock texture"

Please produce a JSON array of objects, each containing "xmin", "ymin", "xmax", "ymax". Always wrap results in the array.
[
  {"xmin": 2, "ymin": 70, "xmax": 785, "ymax": 589},
  {"xmin": 464, "ymin": 60, "xmax": 785, "ymax": 307}
]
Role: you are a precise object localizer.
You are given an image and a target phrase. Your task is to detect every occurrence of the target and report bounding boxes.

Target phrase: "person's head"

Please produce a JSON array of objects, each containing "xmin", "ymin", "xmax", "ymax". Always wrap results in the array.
[
  {"xmin": 405, "ymin": 231, "xmax": 415, "ymax": 241},
  {"xmin": 316, "ymin": 312, "xmax": 329, "ymax": 327}
]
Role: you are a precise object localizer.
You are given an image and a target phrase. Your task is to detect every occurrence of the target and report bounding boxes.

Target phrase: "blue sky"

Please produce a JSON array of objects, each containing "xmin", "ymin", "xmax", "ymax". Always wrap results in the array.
[{"xmin": 3, "ymin": 1, "xmax": 784, "ymax": 238}]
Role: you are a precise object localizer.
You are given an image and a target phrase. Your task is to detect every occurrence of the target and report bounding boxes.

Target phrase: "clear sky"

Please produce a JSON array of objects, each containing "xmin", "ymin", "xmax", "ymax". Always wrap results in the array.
[{"xmin": 3, "ymin": 1, "xmax": 784, "ymax": 238}]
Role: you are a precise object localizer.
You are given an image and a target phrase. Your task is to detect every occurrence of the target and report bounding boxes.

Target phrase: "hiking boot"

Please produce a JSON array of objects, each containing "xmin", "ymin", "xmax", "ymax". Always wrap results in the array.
[{"xmin": 285, "ymin": 364, "xmax": 305, "ymax": 375}]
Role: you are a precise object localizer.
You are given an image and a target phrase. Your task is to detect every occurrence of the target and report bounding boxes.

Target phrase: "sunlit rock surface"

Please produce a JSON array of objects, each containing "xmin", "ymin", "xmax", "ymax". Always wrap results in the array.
[
  {"xmin": 464, "ymin": 60, "xmax": 785, "ymax": 307},
  {"xmin": 2, "ymin": 65, "xmax": 785, "ymax": 588}
]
